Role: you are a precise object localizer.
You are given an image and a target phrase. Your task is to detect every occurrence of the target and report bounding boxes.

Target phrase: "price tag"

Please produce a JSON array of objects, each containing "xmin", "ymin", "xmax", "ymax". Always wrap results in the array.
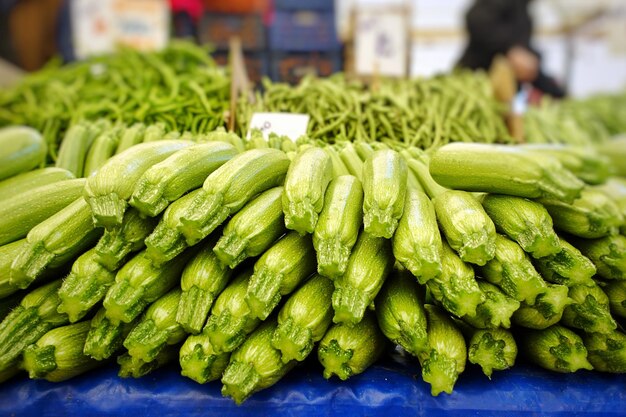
[
  {"xmin": 112, "ymin": 0, "xmax": 170, "ymax": 51},
  {"xmin": 248, "ymin": 113, "xmax": 310, "ymax": 142},
  {"xmin": 70, "ymin": 0, "xmax": 115, "ymax": 60},
  {"xmin": 354, "ymin": 7, "xmax": 409, "ymax": 78}
]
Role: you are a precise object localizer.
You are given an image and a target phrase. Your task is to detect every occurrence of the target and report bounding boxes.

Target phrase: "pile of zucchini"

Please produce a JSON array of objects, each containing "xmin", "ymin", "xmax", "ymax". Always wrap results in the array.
[{"xmin": 0, "ymin": 121, "xmax": 625, "ymax": 404}]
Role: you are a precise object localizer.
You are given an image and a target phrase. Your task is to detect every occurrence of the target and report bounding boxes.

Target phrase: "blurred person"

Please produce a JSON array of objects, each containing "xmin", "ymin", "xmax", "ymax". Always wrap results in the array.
[{"xmin": 458, "ymin": 0, "xmax": 566, "ymax": 98}]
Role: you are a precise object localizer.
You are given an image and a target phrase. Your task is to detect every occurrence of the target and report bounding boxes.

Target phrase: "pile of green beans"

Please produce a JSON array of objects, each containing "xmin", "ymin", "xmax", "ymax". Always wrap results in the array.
[
  {"xmin": 237, "ymin": 71, "xmax": 514, "ymax": 151},
  {"xmin": 524, "ymin": 93, "xmax": 626, "ymax": 146},
  {"xmin": 0, "ymin": 41, "xmax": 230, "ymax": 162}
]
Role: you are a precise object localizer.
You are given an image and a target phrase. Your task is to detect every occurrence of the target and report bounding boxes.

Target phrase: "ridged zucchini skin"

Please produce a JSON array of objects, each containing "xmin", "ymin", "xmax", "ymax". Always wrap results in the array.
[
  {"xmin": 313, "ymin": 175, "xmax": 363, "ymax": 280},
  {"xmin": 429, "ymin": 142, "xmax": 584, "ymax": 203},
  {"xmin": 83, "ymin": 307, "xmax": 137, "ymax": 361},
  {"xmin": 271, "ymin": 274, "xmax": 334, "ymax": 363},
  {"xmin": 84, "ymin": 140, "xmax": 194, "ymax": 230},
  {"xmin": 361, "ymin": 150, "xmax": 408, "ymax": 239},
  {"xmin": 130, "ymin": 141, "xmax": 238, "ymax": 217},
  {"xmin": 177, "ymin": 148, "xmax": 291, "ymax": 246},
  {"xmin": 331, "ymin": 231, "xmax": 394, "ymax": 326},
  {"xmin": 0, "ymin": 167, "xmax": 74, "ymax": 201},
  {"xmin": 22, "ymin": 321, "xmax": 99, "ymax": 382},
  {"xmin": 0, "ymin": 126, "xmax": 47, "ymax": 181},
  {"xmin": 392, "ymin": 188, "xmax": 442, "ymax": 283},
  {"xmin": 245, "ymin": 232, "xmax": 316, "ymax": 321},
  {"xmin": 0, "ymin": 279, "xmax": 69, "ymax": 373},
  {"xmin": 281, "ymin": 147, "xmax": 333, "ymax": 235},
  {"xmin": 318, "ymin": 311, "xmax": 387, "ymax": 381},
  {"xmin": 213, "ymin": 187, "xmax": 286, "ymax": 269},
  {"xmin": 123, "ymin": 289, "xmax": 186, "ymax": 363},
  {"xmin": 0, "ymin": 178, "xmax": 86, "ymax": 246},
  {"xmin": 9, "ymin": 198, "xmax": 102, "ymax": 290},
  {"xmin": 177, "ymin": 236, "xmax": 234, "ymax": 334}
]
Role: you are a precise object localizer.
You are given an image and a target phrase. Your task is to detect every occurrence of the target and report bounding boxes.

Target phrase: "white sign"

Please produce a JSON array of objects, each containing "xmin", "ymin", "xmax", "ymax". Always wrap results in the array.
[
  {"xmin": 112, "ymin": 0, "xmax": 170, "ymax": 52},
  {"xmin": 70, "ymin": 0, "xmax": 169, "ymax": 59},
  {"xmin": 71, "ymin": 0, "xmax": 115, "ymax": 60},
  {"xmin": 248, "ymin": 113, "xmax": 310, "ymax": 142},
  {"xmin": 354, "ymin": 7, "xmax": 409, "ymax": 77}
]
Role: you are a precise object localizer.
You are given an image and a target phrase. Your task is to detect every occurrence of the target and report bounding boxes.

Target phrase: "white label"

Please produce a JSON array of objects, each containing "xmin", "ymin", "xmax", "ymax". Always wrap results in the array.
[
  {"xmin": 71, "ymin": 0, "xmax": 115, "ymax": 60},
  {"xmin": 354, "ymin": 8, "xmax": 409, "ymax": 77},
  {"xmin": 248, "ymin": 113, "xmax": 310, "ymax": 142},
  {"xmin": 112, "ymin": 0, "xmax": 170, "ymax": 52},
  {"xmin": 70, "ymin": 0, "xmax": 168, "ymax": 59}
]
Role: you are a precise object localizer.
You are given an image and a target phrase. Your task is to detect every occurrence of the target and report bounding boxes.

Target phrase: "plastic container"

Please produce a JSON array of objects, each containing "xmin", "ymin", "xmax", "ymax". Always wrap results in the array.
[
  {"xmin": 268, "ymin": 10, "xmax": 341, "ymax": 52},
  {"xmin": 270, "ymin": 51, "xmax": 342, "ymax": 84},
  {"xmin": 199, "ymin": 13, "xmax": 266, "ymax": 51}
]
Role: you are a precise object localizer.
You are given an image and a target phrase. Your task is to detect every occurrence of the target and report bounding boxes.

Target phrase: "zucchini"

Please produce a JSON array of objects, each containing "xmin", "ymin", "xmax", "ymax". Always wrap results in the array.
[
  {"xmin": 392, "ymin": 187, "xmax": 442, "ymax": 283},
  {"xmin": 55, "ymin": 121, "xmax": 102, "ymax": 177},
  {"xmin": 118, "ymin": 344, "xmax": 179, "ymax": 378},
  {"xmin": 332, "ymin": 231, "xmax": 394, "ymax": 326},
  {"xmin": 418, "ymin": 304, "xmax": 467, "ymax": 396},
  {"xmin": 204, "ymin": 269, "xmax": 260, "ymax": 354},
  {"xmin": 582, "ymin": 330, "xmax": 626, "ymax": 373},
  {"xmin": 213, "ymin": 186, "xmax": 286, "ymax": 269},
  {"xmin": 282, "ymin": 147, "xmax": 333, "ymax": 234},
  {"xmin": 313, "ymin": 175, "xmax": 364, "ymax": 279},
  {"xmin": 115, "ymin": 123, "xmax": 146, "ymax": 154},
  {"xmin": 22, "ymin": 321, "xmax": 99, "ymax": 382},
  {"xmin": 94, "ymin": 207, "xmax": 159, "ymax": 271},
  {"xmin": 177, "ymin": 235, "xmax": 234, "ymax": 334},
  {"xmin": 478, "ymin": 234, "xmax": 547, "ymax": 304},
  {"xmin": 532, "ymin": 236, "xmax": 596, "ymax": 287},
  {"xmin": 221, "ymin": 320, "xmax": 296, "ymax": 405},
  {"xmin": 539, "ymin": 189, "xmax": 623, "ymax": 239},
  {"xmin": 518, "ymin": 325, "xmax": 593, "ymax": 373},
  {"xmin": 0, "ymin": 167, "xmax": 74, "ymax": 201},
  {"xmin": 57, "ymin": 248, "xmax": 117, "ymax": 322},
  {"xmin": 0, "ymin": 279, "xmax": 68, "ymax": 372},
  {"xmin": 467, "ymin": 327, "xmax": 517, "ymax": 378},
  {"xmin": 84, "ymin": 139, "xmax": 194, "ymax": 229},
  {"xmin": 10, "ymin": 198, "xmax": 102, "ymax": 290},
  {"xmin": 338, "ymin": 142, "xmax": 364, "ymax": 180},
  {"xmin": 433, "ymin": 190, "xmax": 496, "ymax": 266},
  {"xmin": 571, "ymin": 234, "xmax": 626, "ymax": 281},
  {"xmin": 512, "ymin": 283, "xmax": 571, "ymax": 329},
  {"xmin": 178, "ymin": 148, "xmax": 291, "ymax": 246},
  {"xmin": 145, "ymin": 188, "xmax": 203, "ymax": 266},
  {"xmin": 245, "ymin": 231, "xmax": 316, "ymax": 320},
  {"xmin": 179, "ymin": 332, "xmax": 231, "ymax": 384},
  {"xmin": 361, "ymin": 149, "xmax": 407, "ymax": 239},
  {"xmin": 428, "ymin": 142, "xmax": 584, "ymax": 203},
  {"xmin": 375, "ymin": 270, "xmax": 428, "ymax": 356},
  {"xmin": 271, "ymin": 274, "xmax": 334, "ymax": 363},
  {"xmin": 0, "ymin": 178, "xmax": 86, "ymax": 246},
  {"xmin": 83, "ymin": 307, "xmax": 137, "ymax": 361},
  {"xmin": 561, "ymin": 284, "xmax": 616, "ymax": 334},
  {"xmin": 130, "ymin": 141, "xmax": 237, "ymax": 217},
  {"xmin": 123, "ymin": 288, "xmax": 186, "ymax": 363},
  {"xmin": 462, "ymin": 281, "xmax": 520, "ymax": 329},
  {"xmin": 602, "ymin": 280, "xmax": 626, "ymax": 319},
  {"xmin": 103, "ymin": 248, "xmax": 195, "ymax": 325},
  {"xmin": 83, "ymin": 126, "xmax": 123, "ymax": 177},
  {"xmin": 426, "ymin": 241, "xmax": 485, "ymax": 318},
  {"xmin": 318, "ymin": 311, "xmax": 387, "ymax": 380},
  {"xmin": 480, "ymin": 194, "xmax": 561, "ymax": 258},
  {"xmin": 0, "ymin": 126, "xmax": 47, "ymax": 181}
]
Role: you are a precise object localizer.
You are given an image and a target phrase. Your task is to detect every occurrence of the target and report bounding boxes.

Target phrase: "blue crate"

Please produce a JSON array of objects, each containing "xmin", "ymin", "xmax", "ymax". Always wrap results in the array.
[
  {"xmin": 274, "ymin": 0, "xmax": 334, "ymax": 11},
  {"xmin": 268, "ymin": 10, "xmax": 341, "ymax": 52},
  {"xmin": 270, "ymin": 51, "xmax": 342, "ymax": 84},
  {"xmin": 199, "ymin": 13, "xmax": 266, "ymax": 51}
]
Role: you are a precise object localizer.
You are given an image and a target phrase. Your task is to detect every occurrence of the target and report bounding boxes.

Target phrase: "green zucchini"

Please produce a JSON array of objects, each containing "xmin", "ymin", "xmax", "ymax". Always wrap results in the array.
[{"xmin": 0, "ymin": 126, "xmax": 47, "ymax": 181}]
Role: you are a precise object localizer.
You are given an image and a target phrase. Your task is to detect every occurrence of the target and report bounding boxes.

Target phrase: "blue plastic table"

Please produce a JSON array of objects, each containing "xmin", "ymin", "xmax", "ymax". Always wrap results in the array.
[{"xmin": 1, "ymin": 352, "xmax": 624, "ymax": 416}]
